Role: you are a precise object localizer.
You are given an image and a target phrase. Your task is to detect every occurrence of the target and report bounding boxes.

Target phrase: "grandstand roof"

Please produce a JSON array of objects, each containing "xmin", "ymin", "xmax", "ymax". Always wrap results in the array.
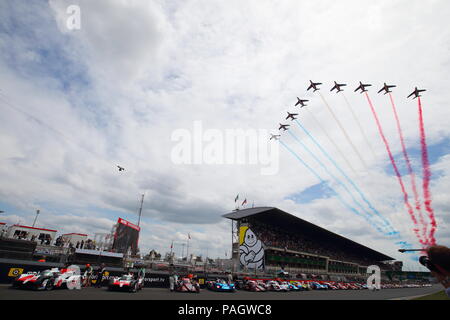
[{"xmin": 223, "ymin": 207, "xmax": 394, "ymax": 261}]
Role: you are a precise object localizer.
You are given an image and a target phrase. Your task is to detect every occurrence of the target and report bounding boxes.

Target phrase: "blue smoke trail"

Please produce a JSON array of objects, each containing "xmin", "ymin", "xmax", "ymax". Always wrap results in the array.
[
  {"xmin": 280, "ymin": 140, "xmax": 385, "ymax": 234},
  {"xmin": 287, "ymin": 130, "xmax": 390, "ymax": 235},
  {"xmin": 294, "ymin": 119, "xmax": 398, "ymax": 236},
  {"xmin": 281, "ymin": 139, "xmax": 415, "ymax": 248}
]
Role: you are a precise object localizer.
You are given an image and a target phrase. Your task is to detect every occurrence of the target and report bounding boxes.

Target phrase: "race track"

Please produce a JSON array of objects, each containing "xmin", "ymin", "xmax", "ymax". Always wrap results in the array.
[{"xmin": 0, "ymin": 284, "xmax": 442, "ymax": 300}]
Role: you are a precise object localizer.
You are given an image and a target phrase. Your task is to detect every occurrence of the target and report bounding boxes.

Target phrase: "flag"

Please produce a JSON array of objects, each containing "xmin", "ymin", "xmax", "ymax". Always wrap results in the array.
[
  {"xmin": 170, "ymin": 241, "xmax": 173, "ymax": 249},
  {"xmin": 234, "ymin": 194, "xmax": 239, "ymax": 202},
  {"xmin": 242, "ymin": 198, "xmax": 247, "ymax": 206}
]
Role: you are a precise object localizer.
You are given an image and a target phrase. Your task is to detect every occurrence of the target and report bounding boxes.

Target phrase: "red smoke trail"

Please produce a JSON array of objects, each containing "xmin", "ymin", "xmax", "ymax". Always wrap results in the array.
[
  {"xmin": 418, "ymin": 97, "xmax": 437, "ymax": 245},
  {"xmin": 365, "ymin": 92, "xmax": 426, "ymax": 245},
  {"xmin": 389, "ymin": 93, "xmax": 429, "ymax": 245}
]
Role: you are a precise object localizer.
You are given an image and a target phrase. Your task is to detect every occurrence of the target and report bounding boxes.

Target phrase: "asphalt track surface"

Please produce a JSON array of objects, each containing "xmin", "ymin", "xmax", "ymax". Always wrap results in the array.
[{"xmin": 0, "ymin": 284, "xmax": 442, "ymax": 300}]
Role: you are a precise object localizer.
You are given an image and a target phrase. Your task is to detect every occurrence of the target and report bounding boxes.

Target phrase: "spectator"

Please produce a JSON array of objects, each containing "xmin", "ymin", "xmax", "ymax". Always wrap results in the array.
[
  {"xmin": 83, "ymin": 264, "xmax": 93, "ymax": 287},
  {"xmin": 95, "ymin": 263, "xmax": 106, "ymax": 288},
  {"xmin": 227, "ymin": 272, "xmax": 233, "ymax": 285}
]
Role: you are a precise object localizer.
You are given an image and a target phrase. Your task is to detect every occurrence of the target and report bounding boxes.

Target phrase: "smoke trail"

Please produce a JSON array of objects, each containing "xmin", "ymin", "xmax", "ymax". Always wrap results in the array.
[
  {"xmin": 287, "ymin": 130, "xmax": 389, "ymax": 235},
  {"xmin": 294, "ymin": 119, "xmax": 397, "ymax": 236},
  {"xmin": 279, "ymin": 140, "xmax": 385, "ymax": 235},
  {"xmin": 304, "ymin": 107, "xmax": 357, "ymax": 175},
  {"xmin": 417, "ymin": 97, "xmax": 437, "ymax": 245},
  {"xmin": 342, "ymin": 93, "xmax": 377, "ymax": 160},
  {"xmin": 364, "ymin": 92, "xmax": 425, "ymax": 245},
  {"xmin": 389, "ymin": 93, "xmax": 429, "ymax": 244},
  {"xmin": 318, "ymin": 92, "xmax": 368, "ymax": 170}
]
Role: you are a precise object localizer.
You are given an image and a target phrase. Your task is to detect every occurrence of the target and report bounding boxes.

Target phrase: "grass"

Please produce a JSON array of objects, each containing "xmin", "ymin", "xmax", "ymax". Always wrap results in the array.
[{"xmin": 413, "ymin": 290, "xmax": 449, "ymax": 300}]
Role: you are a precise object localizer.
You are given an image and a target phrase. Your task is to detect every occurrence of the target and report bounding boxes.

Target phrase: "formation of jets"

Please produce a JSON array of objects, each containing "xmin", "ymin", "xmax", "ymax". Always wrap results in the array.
[
  {"xmin": 407, "ymin": 87, "xmax": 426, "ymax": 99},
  {"xmin": 270, "ymin": 81, "xmax": 426, "ymax": 140},
  {"xmin": 354, "ymin": 82, "xmax": 372, "ymax": 93},
  {"xmin": 286, "ymin": 112, "xmax": 298, "ymax": 121},
  {"xmin": 270, "ymin": 134, "xmax": 281, "ymax": 140},
  {"xmin": 295, "ymin": 98, "xmax": 309, "ymax": 107},
  {"xmin": 378, "ymin": 83, "xmax": 396, "ymax": 95},
  {"xmin": 330, "ymin": 81, "xmax": 347, "ymax": 93},
  {"xmin": 307, "ymin": 80, "xmax": 322, "ymax": 92}
]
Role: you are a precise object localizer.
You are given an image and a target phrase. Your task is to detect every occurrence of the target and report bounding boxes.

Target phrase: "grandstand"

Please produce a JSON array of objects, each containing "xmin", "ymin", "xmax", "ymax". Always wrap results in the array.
[{"xmin": 223, "ymin": 207, "xmax": 400, "ymax": 278}]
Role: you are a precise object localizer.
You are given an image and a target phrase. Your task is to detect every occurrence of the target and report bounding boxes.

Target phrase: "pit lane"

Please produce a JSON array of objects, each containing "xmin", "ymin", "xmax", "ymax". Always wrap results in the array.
[{"xmin": 0, "ymin": 284, "xmax": 442, "ymax": 300}]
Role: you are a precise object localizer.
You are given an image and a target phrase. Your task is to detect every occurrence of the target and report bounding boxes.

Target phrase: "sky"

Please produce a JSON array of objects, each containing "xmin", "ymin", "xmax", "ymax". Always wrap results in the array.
[{"xmin": 0, "ymin": 0, "xmax": 449, "ymax": 270}]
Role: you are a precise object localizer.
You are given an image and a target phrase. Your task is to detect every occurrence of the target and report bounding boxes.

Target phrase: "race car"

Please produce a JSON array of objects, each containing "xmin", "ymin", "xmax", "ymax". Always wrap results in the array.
[
  {"xmin": 323, "ymin": 282, "xmax": 338, "ymax": 290},
  {"xmin": 53, "ymin": 268, "xmax": 82, "ymax": 289},
  {"xmin": 108, "ymin": 274, "xmax": 144, "ymax": 293},
  {"xmin": 299, "ymin": 281, "xmax": 312, "ymax": 291},
  {"xmin": 278, "ymin": 281, "xmax": 291, "ymax": 291},
  {"xmin": 266, "ymin": 280, "xmax": 288, "ymax": 292},
  {"xmin": 310, "ymin": 282, "xmax": 328, "ymax": 290},
  {"xmin": 336, "ymin": 282, "xmax": 350, "ymax": 290},
  {"xmin": 12, "ymin": 268, "xmax": 78, "ymax": 291},
  {"xmin": 206, "ymin": 279, "xmax": 236, "ymax": 292},
  {"xmin": 234, "ymin": 279, "xmax": 245, "ymax": 290},
  {"xmin": 290, "ymin": 281, "xmax": 308, "ymax": 291},
  {"xmin": 174, "ymin": 277, "xmax": 200, "ymax": 293},
  {"xmin": 244, "ymin": 280, "xmax": 266, "ymax": 292},
  {"xmin": 347, "ymin": 283, "xmax": 361, "ymax": 290},
  {"xmin": 283, "ymin": 281, "xmax": 300, "ymax": 291}
]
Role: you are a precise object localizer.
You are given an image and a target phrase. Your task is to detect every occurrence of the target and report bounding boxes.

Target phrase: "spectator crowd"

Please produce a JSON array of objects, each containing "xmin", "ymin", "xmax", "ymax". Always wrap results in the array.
[{"xmin": 249, "ymin": 219, "xmax": 382, "ymax": 267}]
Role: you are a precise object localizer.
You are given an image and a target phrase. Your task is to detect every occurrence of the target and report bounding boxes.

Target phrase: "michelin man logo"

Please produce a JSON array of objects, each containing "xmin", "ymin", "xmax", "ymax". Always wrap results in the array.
[{"xmin": 239, "ymin": 227, "xmax": 264, "ymax": 270}]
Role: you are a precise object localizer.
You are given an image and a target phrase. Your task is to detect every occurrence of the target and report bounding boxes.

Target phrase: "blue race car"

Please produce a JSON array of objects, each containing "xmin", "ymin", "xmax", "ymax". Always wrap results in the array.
[
  {"xmin": 283, "ymin": 281, "xmax": 300, "ymax": 291},
  {"xmin": 207, "ymin": 279, "xmax": 236, "ymax": 292},
  {"xmin": 310, "ymin": 282, "xmax": 328, "ymax": 290}
]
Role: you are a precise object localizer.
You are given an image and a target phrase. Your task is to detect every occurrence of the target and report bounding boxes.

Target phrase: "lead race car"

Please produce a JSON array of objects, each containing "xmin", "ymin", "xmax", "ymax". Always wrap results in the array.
[
  {"xmin": 108, "ymin": 274, "xmax": 144, "ymax": 293},
  {"xmin": 12, "ymin": 267, "xmax": 81, "ymax": 290}
]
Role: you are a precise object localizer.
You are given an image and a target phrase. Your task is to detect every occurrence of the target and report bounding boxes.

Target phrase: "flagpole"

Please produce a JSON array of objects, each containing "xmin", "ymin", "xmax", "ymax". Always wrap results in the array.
[{"xmin": 186, "ymin": 235, "xmax": 190, "ymax": 264}]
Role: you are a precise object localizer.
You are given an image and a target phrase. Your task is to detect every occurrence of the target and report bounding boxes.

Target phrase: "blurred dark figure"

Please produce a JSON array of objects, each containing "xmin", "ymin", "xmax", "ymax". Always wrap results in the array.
[
  {"xmin": 425, "ymin": 245, "xmax": 450, "ymax": 298},
  {"xmin": 95, "ymin": 263, "xmax": 106, "ymax": 288}
]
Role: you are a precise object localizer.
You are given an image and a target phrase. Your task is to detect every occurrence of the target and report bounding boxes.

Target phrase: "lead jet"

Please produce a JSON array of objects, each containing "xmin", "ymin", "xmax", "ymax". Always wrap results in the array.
[
  {"xmin": 117, "ymin": 165, "xmax": 125, "ymax": 172},
  {"xmin": 330, "ymin": 81, "xmax": 347, "ymax": 93},
  {"xmin": 378, "ymin": 83, "xmax": 396, "ymax": 94},
  {"xmin": 307, "ymin": 80, "xmax": 322, "ymax": 92},
  {"xmin": 279, "ymin": 124, "xmax": 290, "ymax": 131},
  {"xmin": 354, "ymin": 81, "xmax": 372, "ymax": 93},
  {"xmin": 295, "ymin": 97, "xmax": 309, "ymax": 107},
  {"xmin": 407, "ymin": 87, "xmax": 426, "ymax": 99},
  {"xmin": 286, "ymin": 112, "xmax": 298, "ymax": 121},
  {"xmin": 270, "ymin": 134, "xmax": 281, "ymax": 141}
]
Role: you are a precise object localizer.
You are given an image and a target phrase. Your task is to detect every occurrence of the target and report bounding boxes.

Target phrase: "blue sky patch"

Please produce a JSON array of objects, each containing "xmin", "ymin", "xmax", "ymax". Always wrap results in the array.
[{"xmin": 286, "ymin": 181, "xmax": 336, "ymax": 204}]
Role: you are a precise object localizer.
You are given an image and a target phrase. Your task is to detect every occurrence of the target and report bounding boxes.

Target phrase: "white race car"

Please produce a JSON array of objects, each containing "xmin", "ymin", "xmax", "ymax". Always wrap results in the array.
[{"xmin": 12, "ymin": 267, "xmax": 81, "ymax": 290}]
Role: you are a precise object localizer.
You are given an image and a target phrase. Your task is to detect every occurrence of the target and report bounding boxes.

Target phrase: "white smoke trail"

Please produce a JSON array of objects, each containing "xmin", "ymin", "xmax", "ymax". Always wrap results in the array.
[
  {"xmin": 342, "ymin": 93, "xmax": 377, "ymax": 161},
  {"xmin": 318, "ymin": 92, "xmax": 368, "ymax": 171},
  {"xmin": 304, "ymin": 107, "xmax": 357, "ymax": 176}
]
